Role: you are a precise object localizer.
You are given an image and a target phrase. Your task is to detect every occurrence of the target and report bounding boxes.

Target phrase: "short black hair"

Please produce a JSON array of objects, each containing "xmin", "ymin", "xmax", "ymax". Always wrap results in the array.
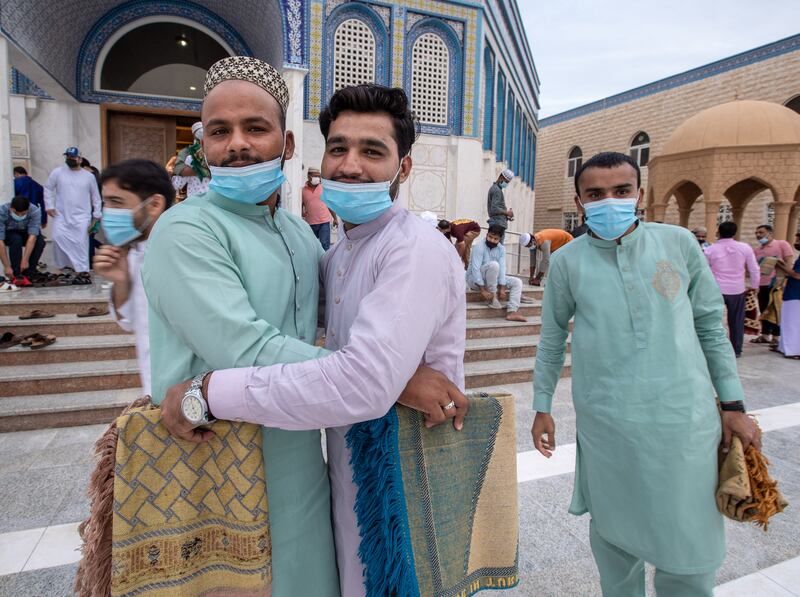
[
  {"xmin": 13, "ymin": 166, "xmax": 27, "ymax": 176},
  {"xmin": 101, "ymin": 159, "xmax": 176, "ymax": 208},
  {"xmin": 319, "ymin": 85, "xmax": 420, "ymax": 158},
  {"xmin": 487, "ymin": 224, "xmax": 505, "ymax": 236},
  {"xmin": 574, "ymin": 151, "xmax": 641, "ymax": 194},
  {"xmin": 756, "ymin": 224, "xmax": 773, "ymax": 232},
  {"xmin": 11, "ymin": 195, "xmax": 30, "ymax": 211},
  {"xmin": 718, "ymin": 221, "xmax": 737, "ymax": 238},
  {"xmin": 437, "ymin": 219, "xmax": 451, "ymax": 230}
]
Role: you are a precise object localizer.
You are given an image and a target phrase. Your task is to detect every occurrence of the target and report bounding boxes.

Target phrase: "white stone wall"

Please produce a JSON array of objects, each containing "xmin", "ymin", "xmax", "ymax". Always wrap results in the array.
[{"xmin": 10, "ymin": 97, "xmax": 101, "ymax": 183}]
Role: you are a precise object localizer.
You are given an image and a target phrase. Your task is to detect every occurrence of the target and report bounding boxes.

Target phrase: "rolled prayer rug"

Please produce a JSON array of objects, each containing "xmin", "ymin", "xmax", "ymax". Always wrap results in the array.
[{"xmin": 347, "ymin": 391, "xmax": 520, "ymax": 597}]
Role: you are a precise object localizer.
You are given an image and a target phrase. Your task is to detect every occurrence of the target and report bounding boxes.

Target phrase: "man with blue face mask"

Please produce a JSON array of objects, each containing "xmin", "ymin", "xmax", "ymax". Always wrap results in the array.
[
  {"xmin": 160, "ymin": 84, "xmax": 478, "ymax": 597},
  {"xmin": 93, "ymin": 159, "xmax": 173, "ymax": 395},
  {"xmin": 530, "ymin": 152, "xmax": 761, "ymax": 596},
  {"xmin": 0, "ymin": 195, "xmax": 45, "ymax": 286},
  {"xmin": 487, "ymin": 169, "xmax": 515, "ymax": 241}
]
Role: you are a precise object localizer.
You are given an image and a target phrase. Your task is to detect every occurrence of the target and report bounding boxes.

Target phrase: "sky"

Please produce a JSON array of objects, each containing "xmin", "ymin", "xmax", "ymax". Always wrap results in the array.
[{"xmin": 519, "ymin": 0, "xmax": 800, "ymax": 119}]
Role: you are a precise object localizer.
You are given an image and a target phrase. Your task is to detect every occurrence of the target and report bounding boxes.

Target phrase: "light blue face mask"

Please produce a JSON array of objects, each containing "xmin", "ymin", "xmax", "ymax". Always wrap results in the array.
[
  {"xmin": 320, "ymin": 166, "xmax": 401, "ymax": 225},
  {"xmin": 11, "ymin": 211, "xmax": 27, "ymax": 222},
  {"xmin": 581, "ymin": 197, "xmax": 639, "ymax": 240},
  {"xmin": 499, "ymin": 182, "xmax": 508, "ymax": 189},
  {"xmin": 101, "ymin": 198, "xmax": 153, "ymax": 247},
  {"xmin": 207, "ymin": 145, "xmax": 285, "ymax": 205}
]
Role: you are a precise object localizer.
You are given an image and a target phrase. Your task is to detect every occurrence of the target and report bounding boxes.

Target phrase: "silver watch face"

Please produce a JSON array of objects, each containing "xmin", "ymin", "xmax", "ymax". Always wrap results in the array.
[{"xmin": 181, "ymin": 391, "xmax": 205, "ymax": 424}]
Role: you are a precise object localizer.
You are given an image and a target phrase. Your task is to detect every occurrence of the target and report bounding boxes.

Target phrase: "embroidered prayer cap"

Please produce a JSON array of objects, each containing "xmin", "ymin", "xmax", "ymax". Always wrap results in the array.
[
  {"xmin": 191, "ymin": 122, "xmax": 203, "ymax": 138},
  {"xmin": 501, "ymin": 168, "xmax": 515, "ymax": 182},
  {"xmin": 204, "ymin": 56, "xmax": 289, "ymax": 112},
  {"xmin": 519, "ymin": 232, "xmax": 532, "ymax": 246}
]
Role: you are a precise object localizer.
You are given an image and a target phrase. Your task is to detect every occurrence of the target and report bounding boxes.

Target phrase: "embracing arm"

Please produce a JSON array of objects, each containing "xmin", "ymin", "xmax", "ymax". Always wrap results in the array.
[{"xmin": 207, "ymin": 241, "xmax": 459, "ymax": 430}]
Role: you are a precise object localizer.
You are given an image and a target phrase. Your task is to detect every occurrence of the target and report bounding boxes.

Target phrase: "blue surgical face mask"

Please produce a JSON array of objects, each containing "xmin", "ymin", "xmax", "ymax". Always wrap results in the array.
[
  {"xmin": 101, "ymin": 198, "xmax": 153, "ymax": 247},
  {"xmin": 320, "ymin": 166, "xmax": 402, "ymax": 225},
  {"xmin": 757, "ymin": 237, "xmax": 769, "ymax": 246},
  {"xmin": 581, "ymin": 197, "xmax": 639, "ymax": 241},
  {"xmin": 11, "ymin": 211, "xmax": 27, "ymax": 222},
  {"xmin": 499, "ymin": 182, "xmax": 508, "ymax": 189},
  {"xmin": 207, "ymin": 142, "xmax": 286, "ymax": 205}
]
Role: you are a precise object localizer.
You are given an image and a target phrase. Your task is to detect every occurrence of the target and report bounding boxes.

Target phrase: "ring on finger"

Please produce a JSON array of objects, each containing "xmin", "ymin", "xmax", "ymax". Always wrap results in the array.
[{"xmin": 444, "ymin": 400, "xmax": 455, "ymax": 410}]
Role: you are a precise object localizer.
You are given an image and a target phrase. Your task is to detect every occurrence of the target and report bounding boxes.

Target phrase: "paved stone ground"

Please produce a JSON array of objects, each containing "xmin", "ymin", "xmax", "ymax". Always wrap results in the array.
[{"xmin": 0, "ymin": 342, "xmax": 797, "ymax": 596}]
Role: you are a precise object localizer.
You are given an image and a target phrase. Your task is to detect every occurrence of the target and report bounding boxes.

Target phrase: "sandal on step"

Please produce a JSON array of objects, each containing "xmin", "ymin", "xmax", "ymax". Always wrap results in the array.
[
  {"xmin": 0, "ymin": 332, "xmax": 23, "ymax": 349},
  {"xmin": 77, "ymin": 306, "xmax": 109, "ymax": 318},
  {"xmin": 749, "ymin": 336, "xmax": 771, "ymax": 344},
  {"xmin": 29, "ymin": 334, "xmax": 56, "ymax": 350},
  {"xmin": 18, "ymin": 309, "xmax": 55, "ymax": 320}
]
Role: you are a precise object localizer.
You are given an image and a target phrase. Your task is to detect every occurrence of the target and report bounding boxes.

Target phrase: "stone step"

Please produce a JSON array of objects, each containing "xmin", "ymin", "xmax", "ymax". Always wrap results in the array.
[
  {"xmin": 0, "ymin": 359, "xmax": 140, "ymax": 397},
  {"xmin": 466, "ymin": 317, "xmax": 541, "ymax": 339},
  {"xmin": 0, "ymin": 313, "xmax": 126, "ymax": 337},
  {"xmin": 466, "ymin": 301, "xmax": 541, "ymax": 319},
  {"xmin": 0, "ymin": 387, "xmax": 142, "ymax": 432},
  {"xmin": 464, "ymin": 334, "xmax": 571, "ymax": 363},
  {"xmin": 464, "ymin": 356, "xmax": 572, "ymax": 389},
  {"xmin": 0, "ymin": 335, "xmax": 136, "ymax": 366},
  {"xmin": 465, "ymin": 286, "xmax": 542, "ymax": 303},
  {"xmin": 0, "ymin": 284, "xmax": 110, "ymax": 316}
]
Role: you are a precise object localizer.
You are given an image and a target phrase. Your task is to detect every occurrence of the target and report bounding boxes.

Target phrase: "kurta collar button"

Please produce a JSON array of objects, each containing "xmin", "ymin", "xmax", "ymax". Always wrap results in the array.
[
  {"xmin": 295, "ymin": 275, "xmax": 300, "ymax": 282},
  {"xmin": 335, "ymin": 297, "xmax": 341, "ymax": 304},
  {"xmin": 290, "ymin": 250, "xmax": 295, "ymax": 255},
  {"xmin": 347, "ymin": 244, "xmax": 352, "ymax": 251}
]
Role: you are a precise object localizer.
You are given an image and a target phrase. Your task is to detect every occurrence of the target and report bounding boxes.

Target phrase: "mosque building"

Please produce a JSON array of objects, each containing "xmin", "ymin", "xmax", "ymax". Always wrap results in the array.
[
  {"xmin": 0, "ymin": 0, "xmax": 540, "ymax": 234},
  {"xmin": 534, "ymin": 34, "xmax": 800, "ymax": 244}
]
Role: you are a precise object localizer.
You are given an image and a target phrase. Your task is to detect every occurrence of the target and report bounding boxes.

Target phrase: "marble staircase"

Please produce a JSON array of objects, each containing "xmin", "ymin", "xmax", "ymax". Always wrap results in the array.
[{"xmin": 0, "ymin": 279, "xmax": 570, "ymax": 431}]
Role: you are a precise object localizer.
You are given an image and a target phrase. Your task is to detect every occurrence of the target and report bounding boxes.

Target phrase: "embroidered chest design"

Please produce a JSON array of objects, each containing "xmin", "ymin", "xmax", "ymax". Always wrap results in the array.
[{"xmin": 652, "ymin": 260, "xmax": 681, "ymax": 303}]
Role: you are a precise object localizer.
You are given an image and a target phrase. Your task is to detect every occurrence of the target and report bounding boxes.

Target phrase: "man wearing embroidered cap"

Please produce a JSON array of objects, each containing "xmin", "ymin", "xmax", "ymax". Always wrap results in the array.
[
  {"xmin": 141, "ymin": 56, "xmax": 342, "ymax": 596},
  {"xmin": 44, "ymin": 146, "xmax": 102, "ymax": 274},
  {"xmin": 487, "ymin": 168, "xmax": 515, "ymax": 241}
]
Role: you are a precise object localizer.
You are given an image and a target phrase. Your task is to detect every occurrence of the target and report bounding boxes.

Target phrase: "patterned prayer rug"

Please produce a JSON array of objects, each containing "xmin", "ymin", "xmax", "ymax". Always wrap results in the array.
[
  {"xmin": 347, "ymin": 392, "xmax": 519, "ymax": 597},
  {"xmin": 110, "ymin": 406, "xmax": 271, "ymax": 597}
]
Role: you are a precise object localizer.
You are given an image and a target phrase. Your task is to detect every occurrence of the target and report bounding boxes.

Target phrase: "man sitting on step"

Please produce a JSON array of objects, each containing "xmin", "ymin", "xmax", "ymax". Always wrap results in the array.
[
  {"xmin": 93, "ymin": 159, "xmax": 173, "ymax": 396},
  {"xmin": 466, "ymin": 224, "xmax": 527, "ymax": 322}
]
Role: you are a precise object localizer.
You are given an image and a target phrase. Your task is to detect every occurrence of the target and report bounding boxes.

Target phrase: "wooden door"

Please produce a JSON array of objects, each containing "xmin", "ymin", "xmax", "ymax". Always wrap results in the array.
[{"xmin": 108, "ymin": 113, "xmax": 176, "ymax": 167}]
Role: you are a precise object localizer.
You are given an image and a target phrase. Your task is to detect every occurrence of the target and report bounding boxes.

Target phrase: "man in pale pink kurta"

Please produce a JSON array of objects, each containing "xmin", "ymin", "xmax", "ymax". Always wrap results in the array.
[{"xmin": 206, "ymin": 203, "xmax": 466, "ymax": 595}]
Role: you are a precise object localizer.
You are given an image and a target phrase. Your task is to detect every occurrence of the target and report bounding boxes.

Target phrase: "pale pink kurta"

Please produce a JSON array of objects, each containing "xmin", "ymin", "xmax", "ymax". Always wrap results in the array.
[{"xmin": 208, "ymin": 203, "xmax": 466, "ymax": 596}]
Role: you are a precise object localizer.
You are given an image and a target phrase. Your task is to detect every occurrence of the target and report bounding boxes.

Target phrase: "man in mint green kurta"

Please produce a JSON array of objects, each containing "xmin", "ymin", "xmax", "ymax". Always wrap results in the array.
[
  {"xmin": 142, "ymin": 57, "xmax": 339, "ymax": 596},
  {"xmin": 531, "ymin": 152, "xmax": 761, "ymax": 596}
]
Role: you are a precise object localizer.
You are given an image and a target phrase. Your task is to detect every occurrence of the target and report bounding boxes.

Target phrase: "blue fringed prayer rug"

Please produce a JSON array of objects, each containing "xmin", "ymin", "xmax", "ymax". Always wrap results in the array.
[{"xmin": 347, "ymin": 392, "xmax": 519, "ymax": 597}]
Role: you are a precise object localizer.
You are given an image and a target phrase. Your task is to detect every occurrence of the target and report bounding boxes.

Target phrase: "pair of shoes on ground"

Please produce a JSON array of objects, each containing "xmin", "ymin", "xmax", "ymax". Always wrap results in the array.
[
  {"xmin": 1, "ymin": 281, "xmax": 20, "ymax": 292},
  {"xmin": 0, "ymin": 331, "xmax": 57, "ymax": 350},
  {"xmin": 11, "ymin": 275, "xmax": 32, "ymax": 287}
]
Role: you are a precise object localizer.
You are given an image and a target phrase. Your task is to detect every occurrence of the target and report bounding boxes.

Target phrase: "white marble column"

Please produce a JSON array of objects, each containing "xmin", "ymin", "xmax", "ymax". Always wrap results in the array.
[
  {"xmin": 282, "ymin": 65, "xmax": 309, "ymax": 217},
  {"xmin": 0, "ymin": 35, "xmax": 13, "ymax": 204}
]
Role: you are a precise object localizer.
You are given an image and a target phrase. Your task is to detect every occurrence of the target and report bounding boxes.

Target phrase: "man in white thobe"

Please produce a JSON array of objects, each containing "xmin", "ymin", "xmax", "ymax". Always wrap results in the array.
[{"xmin": 44, "ymin": 146, "xmax": 102, "ymax": 273}]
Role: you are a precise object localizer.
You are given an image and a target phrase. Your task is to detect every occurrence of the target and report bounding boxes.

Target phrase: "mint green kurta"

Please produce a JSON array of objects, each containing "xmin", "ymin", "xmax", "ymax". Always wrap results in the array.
[
  {"xmin": 142, "ymin": 190, "xmax": 339, "ymax": 596},
  {"xmin": 534, "ymin": 222, "xmax": 745, "ymax": 575}
]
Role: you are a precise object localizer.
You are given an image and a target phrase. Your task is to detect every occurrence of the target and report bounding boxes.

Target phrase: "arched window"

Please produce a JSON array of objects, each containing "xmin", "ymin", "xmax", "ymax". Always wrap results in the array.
[
  {"xmin": 630, "ymin": 131, "xmax": 650, "ymax": 167},
  {"xmin": 567, "ymin": 146, "xmax": 582, "ymax": 178},
  {"xmin": 495, "ymin": 73, "xmax": 506, "ymax": 159},
  {"xmin": 786, "ymin": 95, "xmax": 800, "ymax": 115},
  {"xmin": 333, "ymin": 18, "xmax": 376, "ymax": 91},
  {"xmin": 482, "ymin": 47, "xmax": 495, "ymax": 150},
  {"xmin": 98, "ymin": 21, "xmax": 231, "ymax": 100},
  {"xmin": 411, "ymin": 32, "xmax": 449, "ymax": 126}
]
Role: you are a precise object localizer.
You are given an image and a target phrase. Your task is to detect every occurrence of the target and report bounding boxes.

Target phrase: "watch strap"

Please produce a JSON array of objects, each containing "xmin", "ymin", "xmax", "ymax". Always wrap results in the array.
[{"xmin": 720, "ymin": 400, "xmax": 746, "ymax": 413}]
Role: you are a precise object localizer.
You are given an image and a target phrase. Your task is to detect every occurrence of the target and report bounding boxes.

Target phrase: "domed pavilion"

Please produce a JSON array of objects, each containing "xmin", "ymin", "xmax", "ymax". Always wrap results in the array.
[{"xmin": 646, "ymin": 100, "xmax": 800, "ymax": 240}]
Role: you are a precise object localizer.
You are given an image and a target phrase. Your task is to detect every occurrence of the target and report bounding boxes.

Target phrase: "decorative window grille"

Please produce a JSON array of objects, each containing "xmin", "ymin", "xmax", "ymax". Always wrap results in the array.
[
  {"xmin": 630, "ymin": 132, "xmax": 650, "ymax": 167},
  {"xmin": 567, "ymin": 146, "xmax": 582, "ymax": 178},
  {"xmin": 717, "ymin": 203, "xmax": 734, "ymax": 226},
  {"xmin": 766, "ymin": 203, "xmax": 775, "ymax": 228},
  {"xmin": 411, "ymin": 33, "xmax": 449, "ymax": 126},
  {"xmin": 563, "ymin": 211, "xmax": 580, "ymax": 231},
  {"xmin": 333, "ymin": 19, "xmax": 376, "ymax": 92}
]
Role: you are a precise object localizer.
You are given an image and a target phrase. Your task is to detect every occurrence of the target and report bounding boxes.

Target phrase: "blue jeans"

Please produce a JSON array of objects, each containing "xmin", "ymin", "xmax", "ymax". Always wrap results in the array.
[{"xmin": 310, "ymin": 222, "xmax": 331, "ymax": 250}]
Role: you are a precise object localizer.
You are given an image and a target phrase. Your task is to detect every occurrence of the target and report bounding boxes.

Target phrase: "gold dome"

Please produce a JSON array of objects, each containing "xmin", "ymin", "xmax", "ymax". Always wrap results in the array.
[{"xmin": 660, "ymin": 100, "xmax": 800, "ymax": 155}]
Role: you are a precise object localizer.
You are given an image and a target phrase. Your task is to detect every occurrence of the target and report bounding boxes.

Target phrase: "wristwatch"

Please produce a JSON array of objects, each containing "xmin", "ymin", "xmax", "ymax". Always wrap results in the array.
[
  {"xmin": 181, "ymin": 371, "xmax": 215, "ymax": 428},
  {"xmin": 720, "ymin": 400, "xmax": 746, "ymax": 413}
]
